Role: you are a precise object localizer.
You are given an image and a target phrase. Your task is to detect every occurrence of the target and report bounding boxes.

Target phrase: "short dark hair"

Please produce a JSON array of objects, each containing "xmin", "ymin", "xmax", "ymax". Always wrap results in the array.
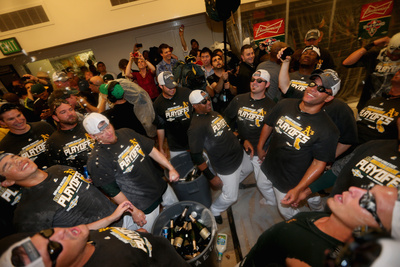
[
  {"xmin": 190, "ymin": 39, "xmax": 199, "ymax": 46},
  {"xmin": 0, "ymin": 103, "xmax": 20, "ymax": 120},
  {"xmin": 200, "ymin": 47, "xmax": 212, "ymax": 57},
  {"xmin": 97, "ymin": 61, "xmax": 105, "ymax": 67},
  {"xmin": 241, "ymin": 44, "xmax": 254, "ymax": 55},
  {"xmin": 211, "ymin": 51, "xmax": 222, "ymax": 61},
  {"xmin": 158, "ymin": 43, "xmax": 171, "ymax": 54},
  {"xmin": 118, "ymin": 59, "xmax": 129, "ymax": 70},
  {"xmin": 50, "ymin": 98, "xmax": 70, "ymax": 115}
]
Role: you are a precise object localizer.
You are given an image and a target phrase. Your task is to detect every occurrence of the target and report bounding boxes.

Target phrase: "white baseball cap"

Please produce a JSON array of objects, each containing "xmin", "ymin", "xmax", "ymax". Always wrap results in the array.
[
  {"xmin": 253, "ymin": 70, "xmax": 270, "ymax": 82},
  {"xmin": 83, "ymin": 113, "xmax": 110, "ymax": 135},
  {"xmin": 189, "ymin": 90, "xmax": 207, "ymax": 104}
]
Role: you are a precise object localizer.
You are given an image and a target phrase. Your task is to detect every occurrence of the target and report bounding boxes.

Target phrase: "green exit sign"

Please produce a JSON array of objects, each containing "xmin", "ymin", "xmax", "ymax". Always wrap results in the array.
[{"xmin": 0, "ymin": 38, "xmax": 22, "ymax": 56}]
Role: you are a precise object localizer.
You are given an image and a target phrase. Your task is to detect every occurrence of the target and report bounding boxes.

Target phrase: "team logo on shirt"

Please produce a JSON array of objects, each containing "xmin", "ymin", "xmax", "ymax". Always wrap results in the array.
[
  {"xmin": 211, "ymin": 115, "xmax": 229, "ymax": 137},
  {"xmin": 238, "ymin": 107, "xmax": 266, "ymax": 127},
  {"xmin": 117, "ymin": 139, "xmax": 145, "ymax": 173},
  {"xmin": 0, "ymin": 186, "xmax": 21, "ymax": 205},
  {"xmin": 99, "ymin": 227, "xmax": 153, "ymax": 256},
  {"xmin": 63, "ymin": 134, "xmax": 95, "ymax": 160},
  {"xmin": 358, "ymin": 106, "xmax": 398, "ymax": 133},
  {"xmin": 275, "ymin": 116, "xmax": 314, "ymax": 150},
  {"xmin": 165, "ymin": 102, "xmax": 190, "ymax": 121},
  {"xmin": 352, "ymin": 155, "xmax": 400, "ymax": 186},
  {"xmin": 19, "ymin": 134, "xmax": 50, "ymax": 161},
  {"xmin": 53, "ymin": 169, "xmax": 89, "ymax": 210},
  {"xmin": 289, "ymin": 79, "xmax": 308, "ymax": 92}
]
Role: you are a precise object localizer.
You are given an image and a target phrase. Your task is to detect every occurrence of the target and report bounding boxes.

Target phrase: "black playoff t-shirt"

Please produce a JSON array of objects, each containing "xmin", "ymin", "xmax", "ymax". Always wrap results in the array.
[
  {"xmin": 241, "ymin": 212, "xmax": 343, "ymax": 267},
  {"xmin": 330, "ymin": 139, "xmax": 400, "ymax": 195},
  {"xmin": 153, "ymin": 87, "xmax": 192, "ymax": 151},
  {"xmin": 224, "ymin": 93, "xmax": 276, "ymax": 156},
  {"xmin": 188, "ymin": 111, "xmax": 243, "ymax": 175},
  {"xmin": 46, "ymin": 122, "xmax": 95, "ymax": 173},
  {"xmin": 261, "ymin": 99, "xmax": 339, "ymax": 192},
  {"xmin": 85, "ymin": 227, "xmax": 190, "ymax": 267},
  {"xmin": 0, "ymin": 121, "xmax": 54, "ymax": 168},
  {"xmin": 13, "ymin": 166, "xmax": 118, "ymax": 233},
  {"xmin": 284, "ymin": 71, "xmax": 311, "ymax": 99},
  {"xmin": 357, "ymin": 97, "xmax": 400, "ymax": 144},
  {"xmin": 87, "ymin": 128, "xmax": 166, "ymax": 212}
]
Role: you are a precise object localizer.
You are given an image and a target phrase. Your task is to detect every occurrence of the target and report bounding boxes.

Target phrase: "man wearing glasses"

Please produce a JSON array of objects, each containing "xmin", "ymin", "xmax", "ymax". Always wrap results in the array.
[
  {"xmin": 237, "ymin": 184, "xmax": 399, "ymax": 267},
  {"xmin": 257, "ymin": 70, "xmax": 340, "ymax": 220},
  {"xmin": 0, "ymin": 225, "xmax": 190, "ymax": 267},
  {"xmin": 224, "ymin": 70, "xmax": 276, "ymax": 205},
  {"xmin": 188, "ymin": 90, "xmax": 253, "ymax": 224}
]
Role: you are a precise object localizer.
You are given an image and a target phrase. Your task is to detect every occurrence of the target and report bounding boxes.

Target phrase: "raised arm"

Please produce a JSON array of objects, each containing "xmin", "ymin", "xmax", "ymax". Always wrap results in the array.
[
  {"xmin": 277, "ymin": 48, "xmax": 292, "ymax": 94},
  {"xmin": 342, "ymin": 36, "xmax": 390, "ymax": 66}
]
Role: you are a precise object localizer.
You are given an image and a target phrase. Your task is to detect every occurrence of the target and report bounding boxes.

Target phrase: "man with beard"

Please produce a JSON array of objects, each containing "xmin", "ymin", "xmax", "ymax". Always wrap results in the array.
[
  {"xmin": 279, "ymin": 46, "xmax": 321, "ymax": 98},
  {"xmin": 46, "ymin": 99, "xmax": 95, "ymax": 173}
]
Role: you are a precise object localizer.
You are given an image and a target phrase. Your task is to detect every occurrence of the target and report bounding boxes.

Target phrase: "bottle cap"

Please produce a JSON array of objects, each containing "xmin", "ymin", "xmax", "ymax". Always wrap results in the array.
[
  {"xmin": 191, "ymin": 211, "xmax": 197, "ymax": 218},
  {"xmin": 218, "ymin": 252, "xmax": 223, "ymax": 261}
]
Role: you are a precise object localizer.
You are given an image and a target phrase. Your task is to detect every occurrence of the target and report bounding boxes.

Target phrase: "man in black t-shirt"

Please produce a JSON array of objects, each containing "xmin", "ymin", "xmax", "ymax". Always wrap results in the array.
[
  {"xmin": 0, "ymin": 226, "xmax": 190, "ymax": 267},
  {"xmin": 206, "ymin": 53, "xmax": 237, "ymax": 113},
  {"xmin": 188, "ymin": 90, "xmax": 253, "ymax": 224},
  {"xmin": 46, "ymin": 99, "xmax": 95, "ymax": 173},
  {"xmin": 153, "ymin": 71, "xmax": 193, "ymax": 158},
  {"xmin": 0, "ymin": 103, "xmax": 54, "ymax": 169},
  {"xmin": 84, "ymin": 113, "xmax": 179, "ymax": 232},
  {"xmin": 239, "ymin": 184, "xmax": 398, "ymax": 267},
  {"xmin": 0, "ymin": 153, "xmax": 118, "ymax": 233},
  {"xmin": 257, "ymin": 70, "xmax": 340, "ymax": 219},
  {"xmin": 357, "ymin": 69, "xmax": 400, "ymax": 144},
  {"xmin": 224, "ymin": 70, "xmax": 276, "ymax": 205}
]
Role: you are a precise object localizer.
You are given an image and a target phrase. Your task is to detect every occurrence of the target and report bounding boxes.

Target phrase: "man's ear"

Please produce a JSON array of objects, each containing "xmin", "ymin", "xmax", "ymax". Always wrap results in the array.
[
  {"xmin": 324, "ymin": 95, "xmax": 334, "ymax": 103},
  {"xmin": 1, "ymin": 180, "xmax": 15, "ymax": 187},
  {"xmin": 52, "ymin": 114, "xmax": 59, "ymax": 122},
  {"xmin": 0, "ymin": 120, "xmax": 6, "ymax": 128},
  {"xmin": 265, "ymin": 82, "xmax": 271, "ymax": 89}
]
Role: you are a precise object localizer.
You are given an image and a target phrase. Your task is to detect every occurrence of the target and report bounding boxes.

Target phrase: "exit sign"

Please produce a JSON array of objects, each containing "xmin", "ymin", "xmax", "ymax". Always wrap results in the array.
[{"xmin": 0, "ymin": 38, "xmax": 22, "ymax": 56}]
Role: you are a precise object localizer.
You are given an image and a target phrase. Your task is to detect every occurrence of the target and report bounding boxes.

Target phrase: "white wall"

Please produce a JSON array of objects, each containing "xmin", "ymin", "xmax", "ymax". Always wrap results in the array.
[{"xmin": 0, "ymin": 13, "xmax": 224, "ymax": 76}]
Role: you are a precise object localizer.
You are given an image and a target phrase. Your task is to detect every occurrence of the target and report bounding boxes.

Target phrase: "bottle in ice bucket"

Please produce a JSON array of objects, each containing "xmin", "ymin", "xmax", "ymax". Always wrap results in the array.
[
  {"xmin": 168, "ymin": 219, "xmax": 175, "ymax": 245},
  {"xmin": 174, "ymin": 206, "xmax": 189, "ymax": 232},
  {"xmin": 185, "ymin": 167, "xmax": 201, "ymax": 181},
  {"xmin": 173, "ymin": 221, "xmax": 188, "ymax": 250},
  {"xmin": 189, "ymin": 214, "xmax": 211, "ymax": 242}
]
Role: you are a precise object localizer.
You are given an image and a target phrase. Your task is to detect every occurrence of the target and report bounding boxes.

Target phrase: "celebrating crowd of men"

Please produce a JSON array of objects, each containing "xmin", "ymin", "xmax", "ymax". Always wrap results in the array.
[{"xmin": 0, "ymin": 29, "xmax": 399, "ymax": 266}]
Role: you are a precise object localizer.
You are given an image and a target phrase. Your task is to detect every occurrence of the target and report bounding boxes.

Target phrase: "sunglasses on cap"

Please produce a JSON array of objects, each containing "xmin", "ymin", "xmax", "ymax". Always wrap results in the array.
[
  {"xmin": 39, "ymin": 228, "xmax": 63, "ymax": 267},
  {"xmin": 359, "ymin": 183, "xmax": 385, "ymax": 231},
  {"xmin": 198, "ymin": 97, "xmax": 210, "ymax": 105},
  {"xmin": 308, "ymin": 81, "xmax": 332, "ymax": 95},
  {"xmin": 251, "ymin": 77, "xmax": 266, "ymax": 83}
]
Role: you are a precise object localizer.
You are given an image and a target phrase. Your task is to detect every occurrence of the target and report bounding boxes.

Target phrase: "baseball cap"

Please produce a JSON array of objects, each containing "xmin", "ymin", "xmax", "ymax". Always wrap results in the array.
[
  {"xmin": 102, "ymin": 74, "xmax": 114, "ymax": 83},
  {"xmin": 157, "ymin": 71, "xmax": 177, "ymax": 89},
  {"xmin": 189, "ymin": 90, "xmax": 207, "ymax": 104},
  {"xmin": 99, "ymin": 82, "xmax": 124, "ymax": 100},
  {"xmin": 305, "ymin": 29, "xmax": 321, "ymax": 41},
  {"xmin": 302, "ymin": 45, "xmax": 321, "ymax": 57},
  {"xmin": 387, "ymin": 32, "xmax": 400, "ymax": 54},
  {"xmin": 78, "ymin": 80, "xmax": 90, "ymax": 93},
  {"xmin": 310, "ymin": 69, "xmax": 341, "ymax": 96},
  {"xmin": 30, "ymin": 84, "xmax": 46, "ymax": 95},
  {"xmin": 252, "ymin": 70, "xmax": 270, "ymax": 82},
  {"xmin": 83, "ymin": 113, "xmax": 110, "ymax": 135},
  {"xmin": 52, "ymin": 71, "xmax": 69, "ymax": 82}
]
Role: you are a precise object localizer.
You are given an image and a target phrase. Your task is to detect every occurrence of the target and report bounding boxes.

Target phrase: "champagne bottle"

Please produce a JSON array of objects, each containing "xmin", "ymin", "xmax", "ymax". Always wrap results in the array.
[
  {"xmin": 168, "ymin": 219, "xmax": 175, "ymax": 245},
  {"xmin": 182, "ymin": 223, "xmax": 193, "ymax": 259},
  {"xmin": 188, "ymin": 222, "xmax": 200, "ymax": 257},
  {"xmin": 173, "ymin": 221, "xmax": 188, "ymax": 249},
  {"xmin": 189, "ymin": 214, "xmax": 211, "ymax": 242},
  {"xmin": 174, "ymin": 206, "xmax": 189, "ymax": 232}
]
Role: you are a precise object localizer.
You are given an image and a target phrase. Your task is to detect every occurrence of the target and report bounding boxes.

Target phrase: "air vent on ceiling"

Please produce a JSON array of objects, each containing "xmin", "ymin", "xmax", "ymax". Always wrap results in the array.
[
  {"xmin": 110, "ymin": 0, "xmax": 139, "ymax": 6},
  {"xmin": 0, "ymin": 6, "xmax": 49, "ymax": 33}
]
